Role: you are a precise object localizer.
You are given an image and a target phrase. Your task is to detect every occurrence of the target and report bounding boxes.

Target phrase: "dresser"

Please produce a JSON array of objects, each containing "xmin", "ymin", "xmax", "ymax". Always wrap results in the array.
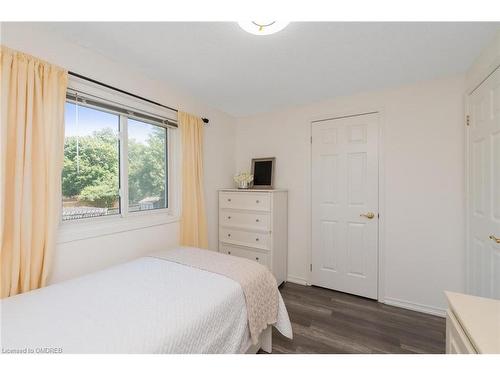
[
  {"xmin": 218, "ymin": 189, "xmax": 288, "ymax": 285},
  {"xmin": 445, "ymin": 291, "xmax": 500, "ymax": 354}
]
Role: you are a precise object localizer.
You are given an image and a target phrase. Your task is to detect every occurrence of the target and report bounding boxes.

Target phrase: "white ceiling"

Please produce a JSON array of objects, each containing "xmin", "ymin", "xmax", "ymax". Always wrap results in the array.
[{"xmin": 30, "ymin": 22, "xmax": 500, "ymax": 117}]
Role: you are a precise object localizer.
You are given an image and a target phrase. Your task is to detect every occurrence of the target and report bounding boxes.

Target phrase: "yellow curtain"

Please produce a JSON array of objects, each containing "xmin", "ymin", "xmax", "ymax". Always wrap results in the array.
[
  {"xmin": 178, "ymin": 111, "xmax": 208, "ymax": 248},
  {"xmin": 0, "ymin": 46, "xmax": 68, "ymax": 298}
]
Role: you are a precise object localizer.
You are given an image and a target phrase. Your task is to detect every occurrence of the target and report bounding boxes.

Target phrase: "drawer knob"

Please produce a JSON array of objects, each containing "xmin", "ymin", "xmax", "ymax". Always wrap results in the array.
[
  {"xmin": 228, "ymin": 251, "xmax": 231, "ymax": 255},
  {"xmin": 227, "ymin": 216, "xmax": 231, "ymax": 219},
  {"xmin": 256, "ymin": 200, "xmax": 260, "ymax": 203},
  {"xmin": 255, "ymin": 257, "xmax": 259, "ymax": 261},
  {"xmin": 227, "ymin": 233, "xmax": 231, "ymax": 237},
  {"xmin": 227, "ymin": 198, "xmax": 231, "ymax": 202},
  {"xmin": 255, "ymin": 238, "xmax": 259, "ymax": 242},
  {"xmin": 256, "ymin": 219, "xmax": 260, "ymax": 222}
]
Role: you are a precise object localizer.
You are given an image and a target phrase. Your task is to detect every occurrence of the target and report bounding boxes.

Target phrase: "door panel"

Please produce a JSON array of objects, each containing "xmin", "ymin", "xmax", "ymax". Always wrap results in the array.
[
  {"xmin": 321, "ymin": 154, "xmax": 339, "ymax": 203},
  {"xmin": 468, "ymin": 66, "xmax": 500, "ymax": 299},
  {"xmin": 472, "ymin": 139, "xmax": 486, "ymax": 216},
  {"xmin": 492, "ymin": 131, "xmax": 500, "ymax": 220},
  {"xmin": 320, "ymin": 221, "xmax": 338, "ymax": 271},
  {"xmin": 311, "ymin": 113, "xmax": 379, "ymax": 299},
  {"xmin": 493, "ymin": 250, "xmax": 500, "ymax": 299},
  {"xmin": 347, "ymin": 222, "xmax": 367, "ymax": 277},
  {"xmin": 471, "ymin": 238, "xmax": 482, "ymax": 294},
  {"xmin": 348, "ymin": 152, "xmax": 367, "ymax": 205}
]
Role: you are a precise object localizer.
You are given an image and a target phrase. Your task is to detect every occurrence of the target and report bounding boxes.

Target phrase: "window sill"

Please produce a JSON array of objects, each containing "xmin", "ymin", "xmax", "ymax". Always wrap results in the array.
[{"xmin": 57, "ymin": 211, "xmax": 180, "ymax": 244}]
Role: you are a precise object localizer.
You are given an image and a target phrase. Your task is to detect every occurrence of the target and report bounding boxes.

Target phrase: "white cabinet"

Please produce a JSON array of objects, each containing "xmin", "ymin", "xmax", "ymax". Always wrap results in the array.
[
  {"xmin": 218, "ymin": 189, "xmax": 288, "ymax": 285},
  {"xmin": 445, "ymin": 291, "xmax": 500, "ymax": 354}
]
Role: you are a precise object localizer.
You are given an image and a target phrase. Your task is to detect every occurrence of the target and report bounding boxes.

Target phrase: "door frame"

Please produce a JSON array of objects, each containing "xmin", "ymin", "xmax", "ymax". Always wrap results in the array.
[{"xmin": 308, "ymin": 107, "xmax": 387, "ymax": 303}]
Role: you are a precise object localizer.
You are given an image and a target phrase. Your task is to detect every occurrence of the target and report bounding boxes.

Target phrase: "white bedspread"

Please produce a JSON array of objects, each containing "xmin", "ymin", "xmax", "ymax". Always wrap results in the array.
[{"xmin": 0, "ymin": 255, "xmax": 292, "ymax": 354}]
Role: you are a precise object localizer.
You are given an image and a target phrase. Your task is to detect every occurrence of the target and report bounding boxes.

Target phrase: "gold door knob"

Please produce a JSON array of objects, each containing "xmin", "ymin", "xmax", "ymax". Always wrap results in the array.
[
  {"xmin": 360, "ymin": 212, "xmax": 375, "ymax": 219},
  {"xmin": 489, "ymin": 235, "xmax": 500, "ymax": 244}
]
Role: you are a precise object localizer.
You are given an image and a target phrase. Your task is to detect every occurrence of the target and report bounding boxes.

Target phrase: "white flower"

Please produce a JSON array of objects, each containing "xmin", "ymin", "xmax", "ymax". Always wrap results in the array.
[{"xmin": 233, "ymin": 172, "xmax": 254, "ymax": 184}]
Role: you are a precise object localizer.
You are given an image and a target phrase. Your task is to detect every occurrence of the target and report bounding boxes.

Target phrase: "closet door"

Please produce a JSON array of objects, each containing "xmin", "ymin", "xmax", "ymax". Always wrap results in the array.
[
  {"xmin": 311, "ymin": 113, "xmax": 379, "ymax": 299},
  {"xmin": 467, "ymin": 66, "xmax": 500, "ymax": 299}
]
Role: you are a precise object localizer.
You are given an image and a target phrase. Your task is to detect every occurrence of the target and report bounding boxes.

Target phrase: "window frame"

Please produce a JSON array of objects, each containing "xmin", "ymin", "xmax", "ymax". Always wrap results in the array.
[{"xmin": 58, "ymin": 76, "xmax": 180, "ymax": 243}]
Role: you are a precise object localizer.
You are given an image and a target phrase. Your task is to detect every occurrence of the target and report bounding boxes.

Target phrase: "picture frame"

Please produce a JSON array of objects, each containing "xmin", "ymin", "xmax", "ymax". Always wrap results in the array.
[{"xmin": 251, "ymin": 157, "xmax": 275, "ymax": 189}]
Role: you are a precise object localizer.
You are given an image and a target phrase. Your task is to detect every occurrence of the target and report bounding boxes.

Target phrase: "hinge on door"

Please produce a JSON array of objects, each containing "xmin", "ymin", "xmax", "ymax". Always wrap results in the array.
[
  {"xmin": 310, "ymin": 136, "xmax": 313, "ymax": 144},
  {"xmin": 466, "ymin": 115, "xmax": 470, "ymax": 127},
  {"xmin": 310, "ymin": 264, "xmax": 312, "ymax": 272}
]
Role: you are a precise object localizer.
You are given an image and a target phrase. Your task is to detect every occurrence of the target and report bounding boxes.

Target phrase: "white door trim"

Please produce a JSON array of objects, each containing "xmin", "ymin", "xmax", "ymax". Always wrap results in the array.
[
  {"xmin": 308, "ymin": 108, "xmax": 387, "ymax": 303},
  {"xmin": 465, "ymin": 92, "xmax": 472, "ymax": 295}
]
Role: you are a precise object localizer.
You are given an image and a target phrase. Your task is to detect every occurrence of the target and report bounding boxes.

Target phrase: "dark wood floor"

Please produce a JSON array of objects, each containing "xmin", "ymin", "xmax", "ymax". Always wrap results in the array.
[{"xmin": 265, "ymin": 282, "xmax": 445, "ymax": 354}]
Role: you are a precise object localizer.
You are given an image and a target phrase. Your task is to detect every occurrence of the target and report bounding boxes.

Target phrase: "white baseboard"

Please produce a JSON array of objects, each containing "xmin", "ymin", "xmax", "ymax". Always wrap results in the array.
[
  {"xmin": 286, "ymin": 275, "xmax": 308, "ymax": 286},
  {"xmin": 384, "ymin": 297, "xmax": 446, "ymax": 317}
]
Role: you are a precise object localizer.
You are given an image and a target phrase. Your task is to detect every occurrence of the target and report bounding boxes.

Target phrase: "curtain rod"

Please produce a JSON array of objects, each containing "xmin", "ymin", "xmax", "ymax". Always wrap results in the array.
[{"xmin": 68, "ymin": 71, "xmax": 209, "ymax": 124}]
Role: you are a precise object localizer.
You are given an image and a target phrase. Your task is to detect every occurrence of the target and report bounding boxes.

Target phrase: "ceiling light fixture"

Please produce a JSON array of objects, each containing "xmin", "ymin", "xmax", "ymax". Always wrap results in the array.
[{"xmin": 238, "ymin": 21, "xmax": 289, "ymax": 36}]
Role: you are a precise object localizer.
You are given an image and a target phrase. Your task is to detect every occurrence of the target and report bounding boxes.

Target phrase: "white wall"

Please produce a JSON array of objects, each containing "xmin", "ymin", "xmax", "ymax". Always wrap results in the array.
[
  {"xmin": 235, "ymin": 74, "xmax": 466, "ymax": 314},
  {"xmin": 1, "ymin": 23, "xmax": 236, "ymax": 283}
]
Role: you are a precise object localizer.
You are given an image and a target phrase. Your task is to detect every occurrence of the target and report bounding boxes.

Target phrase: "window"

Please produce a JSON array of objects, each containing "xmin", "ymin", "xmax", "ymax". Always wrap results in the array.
[
  {"xmin": 62, "ymin": 102, "xmax": 121, "ymax": 220},
  {"xmin": 128, "ymin": 119, "xmax": 167, "ymax": 212},
  {"xmin": 62, "ymin": 92, "xmax": 172, "ymax": 222}
]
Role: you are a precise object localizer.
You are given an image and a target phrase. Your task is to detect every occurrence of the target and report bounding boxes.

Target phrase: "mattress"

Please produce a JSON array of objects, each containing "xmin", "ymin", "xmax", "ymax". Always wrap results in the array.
[{"xmin": 0, "ymin": 254, "xmax": 292, "ymax": 353}]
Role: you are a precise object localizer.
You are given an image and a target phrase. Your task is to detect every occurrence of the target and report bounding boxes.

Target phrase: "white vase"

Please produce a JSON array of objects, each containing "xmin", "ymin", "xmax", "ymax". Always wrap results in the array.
[{"xmin": 238, "ymin": 180, "xmax": 250, "ymax": 189}]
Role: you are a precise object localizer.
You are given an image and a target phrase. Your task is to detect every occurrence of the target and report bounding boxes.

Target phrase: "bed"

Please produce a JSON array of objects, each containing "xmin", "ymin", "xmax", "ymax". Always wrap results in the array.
[{"xmin": 0, "ymin": 248, "xmax": 292, "ymax": 354}]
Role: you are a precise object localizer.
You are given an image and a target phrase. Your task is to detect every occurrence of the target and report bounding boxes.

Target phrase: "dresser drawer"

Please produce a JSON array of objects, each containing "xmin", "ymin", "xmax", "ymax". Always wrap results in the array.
[
  {"xmin": 219, "ymin": 227, "xmax": 270, "ymax": 250},
  {"xmin": 219, "ymin": 210, "xmax": 271, "ymax": 231},
  {"xmin": 219, "ymin": 192, "xmax": 271, "ymax": 212},
  {"xmin": 219, "ymin": 243, "xmax": 269, "ymax": 267}
]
